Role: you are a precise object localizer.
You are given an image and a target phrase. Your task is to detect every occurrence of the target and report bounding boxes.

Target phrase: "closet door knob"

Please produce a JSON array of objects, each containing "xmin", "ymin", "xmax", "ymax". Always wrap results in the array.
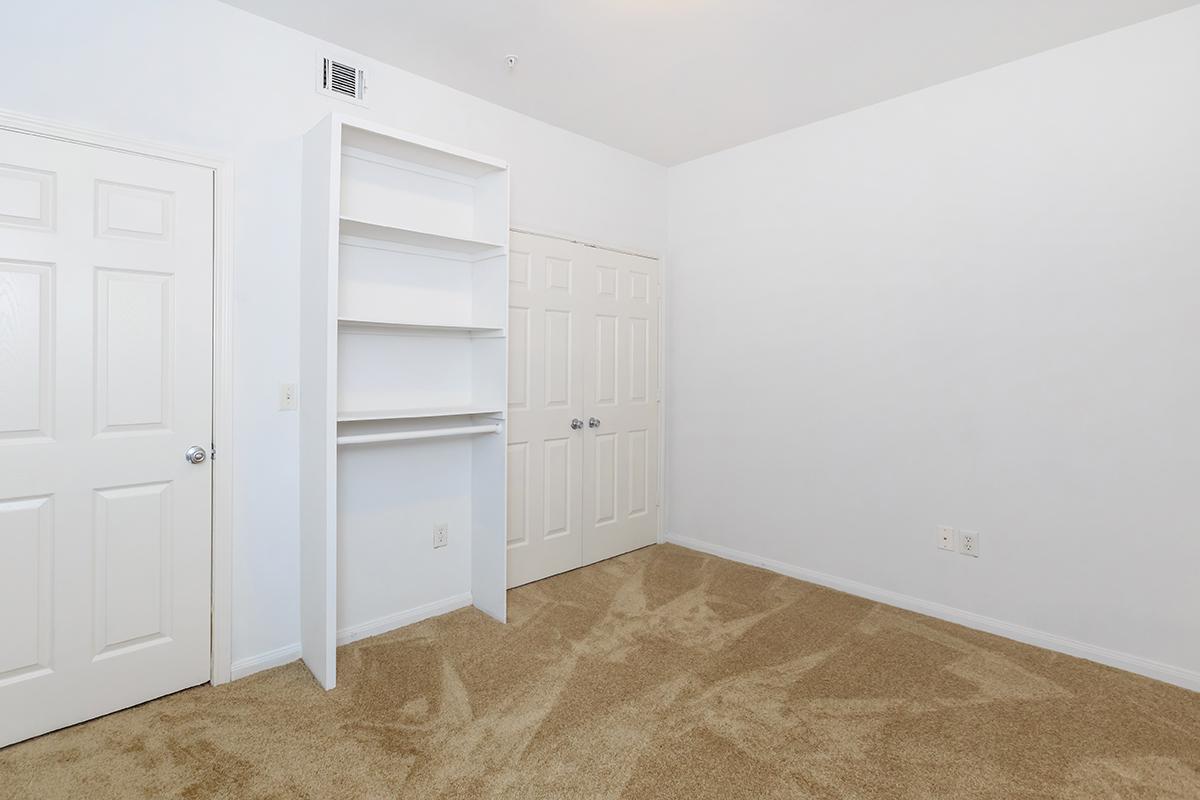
[
  {"xmin": 570, "ymin": 418, "xmax": 584, "ymax": 430},
  {"xmin": 588, "ymin": 417, "xmax": 601, "ymax": 428}
]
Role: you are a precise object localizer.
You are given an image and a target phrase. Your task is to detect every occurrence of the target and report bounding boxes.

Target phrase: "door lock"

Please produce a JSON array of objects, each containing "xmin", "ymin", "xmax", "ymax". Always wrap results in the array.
[
  {"xmin": 185, "ymin": 445, "xmax": 208, "ymax": 464},
  {"xmin": 588, "ymin": 417, "xmax": 601, "ymax": 428},
  {"xmin": 570, "ymin": 418, "xmax": 584, "ymax": 430}
]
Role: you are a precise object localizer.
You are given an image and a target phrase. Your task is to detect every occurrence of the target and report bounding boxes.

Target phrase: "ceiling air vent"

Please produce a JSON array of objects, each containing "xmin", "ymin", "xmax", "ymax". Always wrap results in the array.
[{"xmin": 318, "ymin": 56, "xmax": 367, "ymax": 105}]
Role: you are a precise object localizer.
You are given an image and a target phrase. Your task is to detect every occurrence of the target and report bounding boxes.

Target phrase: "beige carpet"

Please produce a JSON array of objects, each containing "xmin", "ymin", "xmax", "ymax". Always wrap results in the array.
[{"xmin": 2, "ymin": 543, "xmax": 1197, "ymax": 799}]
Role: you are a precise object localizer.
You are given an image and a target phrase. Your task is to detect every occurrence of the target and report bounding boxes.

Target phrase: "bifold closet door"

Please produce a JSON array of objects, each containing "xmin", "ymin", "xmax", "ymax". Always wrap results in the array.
[
  {"xmin": 507, "ymin": 231, "xmax": 660, "ymax": 588},
  {"xmin": 579, "ymin": 246, "xmax": 660, "ymax": 566},
  {"xmin": 506, "ymin": 232, "xmax": 585, "ymax": 588}
]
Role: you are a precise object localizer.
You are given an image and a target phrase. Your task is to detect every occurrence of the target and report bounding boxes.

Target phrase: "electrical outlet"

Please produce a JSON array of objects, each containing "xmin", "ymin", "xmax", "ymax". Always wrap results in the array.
[
  {"xmin": 958, "ymin": 530, "xmax": 980, "ymax": 557},
  {"xmin": 279, "ymin": 383, "xmax": 298, "ymax": 411},
  {"xmin": 433, "ymin": 523, "xmax": 449, "ymax": 549},
  {"xmin": 937, "ymin": 525, "xmax": 956, "ymax": 552}
]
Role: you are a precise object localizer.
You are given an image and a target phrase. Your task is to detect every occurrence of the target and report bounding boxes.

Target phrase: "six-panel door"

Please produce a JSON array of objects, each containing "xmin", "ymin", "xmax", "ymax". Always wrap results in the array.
[
  {"xmin": 506, "ymin": 232, "xmax": 585, "ymax": 587},
  {"xmin": 580, "ymin": 246, "xmax": 660, "ymax": 566},
  {"xmin": 0, "ymin": 129, "xmax": 214, "ymax": 746}
]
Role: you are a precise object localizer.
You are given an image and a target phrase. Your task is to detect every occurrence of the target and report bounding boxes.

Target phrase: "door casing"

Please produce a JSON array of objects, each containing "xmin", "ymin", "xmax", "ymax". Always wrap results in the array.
[{"xmin": 0, "ymin": 109, "xmax": 236, "ymax": 685}]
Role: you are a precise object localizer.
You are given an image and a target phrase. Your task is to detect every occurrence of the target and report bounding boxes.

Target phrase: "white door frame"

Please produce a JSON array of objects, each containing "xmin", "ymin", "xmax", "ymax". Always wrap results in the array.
[
  {"xmin": 509, "ymin": 226, "xmax": 667, "ymax": 547},
  {"xmin": 0, "ymin": 109, "xmax": 236, "ymax": 685}
]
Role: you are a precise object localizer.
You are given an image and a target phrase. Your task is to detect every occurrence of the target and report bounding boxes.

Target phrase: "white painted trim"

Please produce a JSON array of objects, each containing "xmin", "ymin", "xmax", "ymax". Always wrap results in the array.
[
  {"xmin": 656, "ymin": 259, "xmax": 667, "ymax": 545},
  {"xmin": 230, "ymin": 643, "xmax": 302, "ymax": 682},
  {"xmin": 0, "ymin": 108, "xmax": 237, "ymax": 686},
  {"xmin": 229, "ymin": 594, "xmax": 473, "ymax": 683},
  {"xmin": 336, "ymin": 593, "xmax": 473, "ymax": 646},
  {"xmin": 665, "ymin": 533, "xmax": 1200, "ymax": 693},
  {"xmin": 210, "ymin": 165, "xmax": 236, "ymax": 686}
]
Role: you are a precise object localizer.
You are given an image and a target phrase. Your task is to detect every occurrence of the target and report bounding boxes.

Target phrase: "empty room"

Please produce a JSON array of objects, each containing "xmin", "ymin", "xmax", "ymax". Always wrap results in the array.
[{"xmin": 1, "ymin": 1, "xmax": 1198, "ymax": 797}]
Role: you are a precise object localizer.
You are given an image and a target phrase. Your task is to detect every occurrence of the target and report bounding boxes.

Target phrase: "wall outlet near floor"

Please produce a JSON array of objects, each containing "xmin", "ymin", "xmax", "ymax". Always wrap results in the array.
[
  {"xmin": 958, "ymin": 530, "xmax": 980, "ymax": 557},
  {"xmin": 279, "ymin": 383, "xmax": 298, "ymax": 411},
  {"xmin": 937, "ymin": 525, "xmax": 956, "ymax": 551},
  {"xmin": 433, "ymin": 523, "xmax": 449, "ymax": 549}
]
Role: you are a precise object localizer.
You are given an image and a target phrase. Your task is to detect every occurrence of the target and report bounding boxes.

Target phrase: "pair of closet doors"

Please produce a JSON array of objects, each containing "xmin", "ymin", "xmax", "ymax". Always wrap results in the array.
[{"xmin": 507, "ymin": 231, "xmax": 660, "ymax": 587}]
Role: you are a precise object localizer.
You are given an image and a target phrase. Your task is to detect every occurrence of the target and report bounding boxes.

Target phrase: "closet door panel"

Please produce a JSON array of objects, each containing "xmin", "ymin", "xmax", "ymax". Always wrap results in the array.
[
  {"xmin": 506, "ymin": 233, "xmax": 584, "ymax": 587},
  {"xmin": 581, "ymin": 247, "xmax": 660, "ymax": 565}
]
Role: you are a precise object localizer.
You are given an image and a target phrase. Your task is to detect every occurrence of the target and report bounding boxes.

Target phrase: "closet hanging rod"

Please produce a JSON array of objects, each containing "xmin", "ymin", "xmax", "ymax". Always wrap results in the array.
[{"xmin": 336, "ymin": 423, "xmax": 502, "ymax": 447}]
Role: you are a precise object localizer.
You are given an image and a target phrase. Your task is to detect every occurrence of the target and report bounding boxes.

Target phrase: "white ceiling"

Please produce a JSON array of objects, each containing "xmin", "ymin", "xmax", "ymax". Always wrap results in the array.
[{"xmin": 222, "ymin": 0, "xmax": 1198, "ymax": 165}]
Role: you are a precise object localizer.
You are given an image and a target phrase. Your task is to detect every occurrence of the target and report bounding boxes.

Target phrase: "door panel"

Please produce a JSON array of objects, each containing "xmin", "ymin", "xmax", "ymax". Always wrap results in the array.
[
  {"xmin": 0, "ymin": 129, "xmax": 213, "ymax": 747},
  {"xmin": 92, "ymin": 481, "xmax": 173, "ymax": 656},
  {"xmin": 0, "ymin": 259, "xmax": 53, "ymax": 441},
  {"xmin": 506, "ymin": 233, "xmax": 584, "ymax": 588},
  {"xmin": 95, "ymin": 268, "xmax": 174, "ymax": 432},
  {"xmin": 0, "ymin": 495, "xmax": 53, "ymax": 680},
  {"xmin": 580, "ymin": 247, "xmax": 660, "ymax": 565},
  {"xmin": 593, "ymin": 431, "xmax": 617, "ymax": 525},
  {"xmin": 507, "ymin": 232, "xmax": 660, "ymax": 587}
]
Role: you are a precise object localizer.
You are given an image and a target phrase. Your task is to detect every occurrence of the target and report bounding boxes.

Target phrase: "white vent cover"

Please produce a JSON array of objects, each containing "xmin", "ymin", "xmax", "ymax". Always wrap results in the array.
[{"xmin": 318, "ymin": 56, "xmax": 367, "ymax": 105}]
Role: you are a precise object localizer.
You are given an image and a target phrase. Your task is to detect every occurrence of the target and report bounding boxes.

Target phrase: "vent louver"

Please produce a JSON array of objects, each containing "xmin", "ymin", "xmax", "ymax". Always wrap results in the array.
[{"xmin": 319, "ymin": 57, "xmax": 366, "ymax": 104}]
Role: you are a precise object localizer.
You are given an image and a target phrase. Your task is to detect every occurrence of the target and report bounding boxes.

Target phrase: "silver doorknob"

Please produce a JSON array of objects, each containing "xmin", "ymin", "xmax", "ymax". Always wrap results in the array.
[
  {"xmin": 185, "ymin": 446, "xmax": 208, "ymax": 465},
  {"xmin": 588, "ymin": 417, "xmax": 601, "ymax": 428},
  {"xmin": 570, "ymin": 418, "xmax": 584, "ymax": 430}
]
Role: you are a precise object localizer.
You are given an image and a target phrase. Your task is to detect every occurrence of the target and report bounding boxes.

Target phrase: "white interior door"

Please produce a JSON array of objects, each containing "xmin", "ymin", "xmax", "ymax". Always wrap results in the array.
[
  {"xmin": 579, "ymin": 245, "xmax": 660, "ymax": 565},
  {"xmin": 0, "ymin": 128, "xmax": 214, "ymax": 746},
  {"xmin": 506, "ymin": 232, "xmax": 584, "ymax": 588},
  {"xmin": 506, "ymin": 231, "xmax": 659, "ymax": 587}
]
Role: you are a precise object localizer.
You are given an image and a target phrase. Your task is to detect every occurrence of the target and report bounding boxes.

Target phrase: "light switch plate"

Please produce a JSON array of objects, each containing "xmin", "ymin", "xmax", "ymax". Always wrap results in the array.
[{"xmin": 279, "ymin": 383, "xmax": 298, "ymax": 411}]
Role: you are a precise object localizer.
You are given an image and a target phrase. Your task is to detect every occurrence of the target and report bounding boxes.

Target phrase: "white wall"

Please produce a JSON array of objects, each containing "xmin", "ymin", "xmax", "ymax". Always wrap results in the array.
[
  {"xmin": 667, "ymin": 7, "xmax": 1200, "ymax": 688},
  {"xmin": 0, "ymin": 0, "xmax": 667, "ymax": 670}
]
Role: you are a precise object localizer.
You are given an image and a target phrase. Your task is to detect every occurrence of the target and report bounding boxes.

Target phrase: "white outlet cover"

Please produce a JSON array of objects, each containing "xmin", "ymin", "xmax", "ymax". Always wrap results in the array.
[
  {"xmin": 959, "ymin": 530, "xmax": 980, "ymax": 557},
  {"xmin": 937, "ymin": 525, "xmax": 956, "ymax": 552},
  {"xmin": 433, "ymin": 523, "xmax": 449, "ymax": 549}
]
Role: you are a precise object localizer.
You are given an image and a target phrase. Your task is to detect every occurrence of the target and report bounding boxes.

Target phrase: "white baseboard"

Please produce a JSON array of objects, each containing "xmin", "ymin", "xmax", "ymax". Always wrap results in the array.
[
  {"xmin": 230, "ymin": 643, "xmax": 302, "ymax": 681},
  {"xmin": 229, "ymin": 594, "xmax": 473, "ymax": 682},
  {"xmin": 336, "ymin": 593, "xmax": 472, "ymax": 646},
  {"xmin": 665, "ymin": 533, "xmax": 1200, "ymax": 693}
]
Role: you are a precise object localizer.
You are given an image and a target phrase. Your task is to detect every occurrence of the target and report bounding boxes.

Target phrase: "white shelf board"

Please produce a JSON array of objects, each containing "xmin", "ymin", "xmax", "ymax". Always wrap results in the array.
[
  {"xmin": 340, "ymin": 217, "xmax": 505, "ymax": 254},
  {"xmin": 337, "ymin": 406, "xmax": 504, "ymax": 423},
  {"xmin": 337, "ymin": 423, "xmax": 502, "ymax": 447},
  {"xmin": 337, "ymin": 317, "xmax": 503, "ymax": 335}
]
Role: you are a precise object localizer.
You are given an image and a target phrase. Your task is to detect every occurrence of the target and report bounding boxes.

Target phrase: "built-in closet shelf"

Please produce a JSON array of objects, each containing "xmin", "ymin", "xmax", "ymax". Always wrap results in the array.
[
  {"xmin": 337, "ymin": 406, "xmax": 504, "ymax": 423},
  {"xmin": 337, "ymin": 423, "xmax": 502, "ymax": 447},
  {"xmin": 339, "ymin": 217, "xmax": 505, "ymax": 255},
  {"xmin": 302, "ymin": 112, "xmax": 508, "ymax": 693},
  {"xmin": 337, "ymin": 317, "xmax": 504, "ymax": 336}
]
